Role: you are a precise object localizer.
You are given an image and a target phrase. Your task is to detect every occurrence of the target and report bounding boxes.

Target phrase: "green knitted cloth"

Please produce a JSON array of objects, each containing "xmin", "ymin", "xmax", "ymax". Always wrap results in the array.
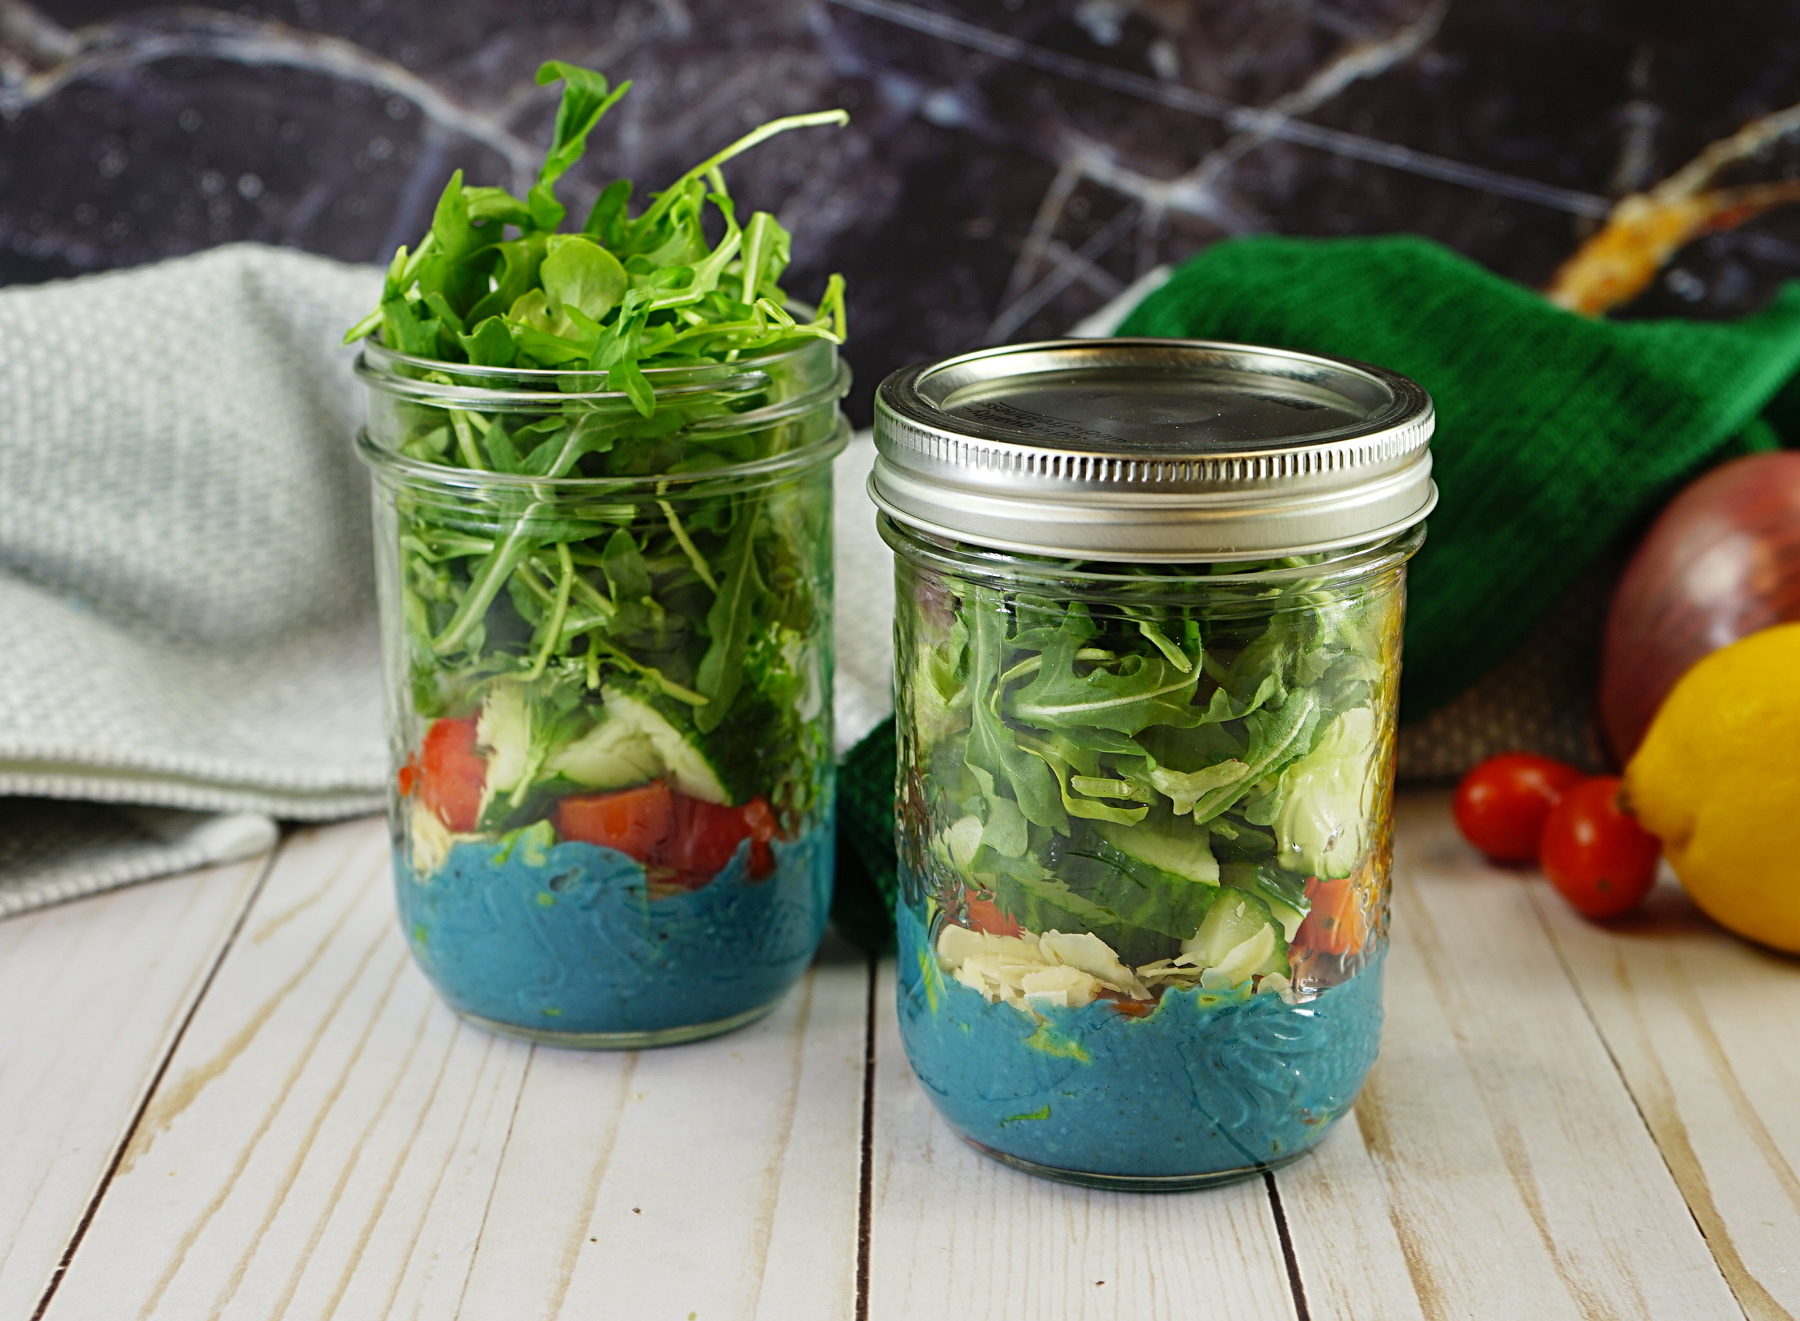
[{"xmin": 829, "ymin": 234, "xmax": 1800, "ymax": 951}]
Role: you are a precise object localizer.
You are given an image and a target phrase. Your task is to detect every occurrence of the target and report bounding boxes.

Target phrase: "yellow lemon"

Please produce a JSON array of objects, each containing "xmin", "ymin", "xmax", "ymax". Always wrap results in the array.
[{"xmin": 1625, "ymin": 622, "xmax": 1800, "ymax": 952}]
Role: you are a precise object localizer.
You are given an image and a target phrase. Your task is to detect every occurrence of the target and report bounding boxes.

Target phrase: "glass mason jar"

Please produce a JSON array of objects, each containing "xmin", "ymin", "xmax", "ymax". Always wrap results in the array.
[
  {"xmin": 357, "ymin": 337, "xmax": 847, "ymax": 1048},
  {"xmin": 871, "ymin": 339, "xmax": 1436, "ymax": 1189}
]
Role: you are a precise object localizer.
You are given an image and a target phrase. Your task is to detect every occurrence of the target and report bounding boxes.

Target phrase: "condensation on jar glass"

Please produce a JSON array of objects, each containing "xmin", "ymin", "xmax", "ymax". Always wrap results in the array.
[{"xmin": 871, "ymin": 338, "xmax": 1436, "ymax": 1191}]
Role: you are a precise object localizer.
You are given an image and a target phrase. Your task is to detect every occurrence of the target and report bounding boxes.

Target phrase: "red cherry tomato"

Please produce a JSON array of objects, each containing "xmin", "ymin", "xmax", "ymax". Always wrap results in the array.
[
  {"xmin": 414, "ymin": 717, "xmax": 487, "ymax": 833},
  {"xmin": 555, "ymin": 780, "xmax": 675, "ymax": 862},
  {"xmin": 1538, "ymin": 776, "xmax": 1660, "ymax": 918},
  {"xmin": 1452, "ymin": 753, "xmax": 1587, "ymax": 863}
]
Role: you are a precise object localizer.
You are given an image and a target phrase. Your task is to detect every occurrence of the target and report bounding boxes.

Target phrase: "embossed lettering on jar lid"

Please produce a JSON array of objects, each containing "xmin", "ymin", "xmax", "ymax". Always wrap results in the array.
[{"xmin": 871, "ymin": 338, "xmax": 1437, "ymax": 561}]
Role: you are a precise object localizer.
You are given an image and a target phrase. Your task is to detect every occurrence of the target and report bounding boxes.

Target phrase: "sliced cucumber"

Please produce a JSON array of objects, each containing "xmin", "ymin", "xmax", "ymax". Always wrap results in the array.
[
  {"xmin": 937, "ymin": 814, "xmax": 985, "ymax": 875},
  {"xmin": 1046, "ymin": 831, "xmax": 1219, "ymax": 966},
  {"xmin": 1095, "ymin": 814, "xmax": 1220, "ymax": 885},
  {"xmin": 545, "ymin": 685, "xmax": 730, "ymax": 804},
  {"xmin": 476, "ymin": 684, "xmax": 532, "ymax": 802},
  {"xmin": 544, "ymin": 704, "xmax": 662, "ymax": 793},
  {"xmin": 1181, "ymin": 886, "xmax": 1290, "ymax": 982},
  {"xmin": 1218, "ymin": 862, "xmax": 1309, "ymax": 943},
  {"xmin": 1209, "ymin": 924, "xmax": 1279, "ymax": 986}
]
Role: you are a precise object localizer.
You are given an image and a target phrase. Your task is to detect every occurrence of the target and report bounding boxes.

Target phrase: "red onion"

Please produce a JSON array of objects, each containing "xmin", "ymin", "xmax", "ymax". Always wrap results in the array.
[{"xmin": 1600, "ymin": 451, "xmax": 1800, "ymax": 763}]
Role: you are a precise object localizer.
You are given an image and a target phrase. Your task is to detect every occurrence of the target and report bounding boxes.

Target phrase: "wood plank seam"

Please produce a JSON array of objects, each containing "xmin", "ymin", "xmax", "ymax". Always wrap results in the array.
[
  {"xmin": 1270, "ymin": 798, "xmax": 1747, "ymax": 1321},
  {"xmin": 448, "ymin": 1042, "xmax": 536, "ymax": 1321},
  {"xmin": 855, "ymin": 951, "xmax": 877, "ymax": 1321},
  {"xmin": 539, "ymin": 1053, "xmax": 639, "ymax": 1321},
  {"xmin": 742, "ymin": 972, "xmax": 822, "ymax": 1317},
  {"xmin": 26, "ymin": 840, "xmax": 284, "ymax": 1321},
  {"xmin": 1524, "ymin": 883, "xmax": 1789, "ymax": 1321},
  {"xmin": 1391, "ymin": 842, "xmax": 1693, "ymax": 1320},
  {"xmin": 1264, "ymin": 1171, "xmax": 1312, "ymax": 1321},
  {"xmin": 135, "ymin": 920, "xmax": 398, "ymax": 1318},
  {"xmin": 206, "ymin": 951, "xmax": 414, "ymax": 1319},
  {"xmin": 306, "ymin": 1009, "xmax": 466, "ymax": 1321},
  {"xmin": 354, "ymin": 1025, "xmax": 518, "ymax": 1321}
]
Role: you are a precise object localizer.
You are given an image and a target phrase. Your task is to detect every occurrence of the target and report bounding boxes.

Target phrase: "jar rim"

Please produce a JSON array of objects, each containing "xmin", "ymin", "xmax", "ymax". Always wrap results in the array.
[
  {"xmin": 878, "ymin": 510, "xmax": 1424, "ymax": 594},
  {"xmin": 357, "ymin": 415, "xmax": 850, "ymax": 495},
  {"xmin": 356, "ymin": 335, "xmax": 837, "ymax": 407}
]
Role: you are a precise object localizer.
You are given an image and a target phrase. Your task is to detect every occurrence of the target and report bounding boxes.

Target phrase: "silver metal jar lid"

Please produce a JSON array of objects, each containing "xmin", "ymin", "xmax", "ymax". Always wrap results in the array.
[{"xmin": 870, "ymin": 338, "xmax": 1437, "ymax": 561}]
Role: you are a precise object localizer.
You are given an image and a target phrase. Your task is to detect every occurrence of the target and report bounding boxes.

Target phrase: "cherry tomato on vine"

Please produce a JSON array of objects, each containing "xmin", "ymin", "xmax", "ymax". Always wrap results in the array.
[
  {"xmin": 1452, "ymin": 752, "xmax": 1586, "ymax": 863},
  {"xmin": 1538, "ymin": 776, "xmax": 1661, "ymax": 918}
]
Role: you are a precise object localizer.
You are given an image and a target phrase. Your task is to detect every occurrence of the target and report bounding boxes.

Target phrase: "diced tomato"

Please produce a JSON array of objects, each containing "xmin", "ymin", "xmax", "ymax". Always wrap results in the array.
[
  {"xmin": 555, "ymin": 780, "xmax": 675, "ymax": 863},
  {"xmin": 396, "ymin": 756, "xmax": 418, "ymax": 798},
  {"xmin": 1294, "ymin": 874, "xmax": 1369, "ymax": 957},
  {"xmin": 551, "ymin": 784, "xmax": 782, "ymax": 883},
  {"xmin": 416, "ymin": 717, "xmax": 486, "ymax": 834},
  {"xmin": 742, "ymin": 798, "xmax": 778, "ymax": 879},
  {"xmin": 665, "ymin": 795, "xmax": 756, "ymax": 877},
  {"xmin": 1105, "ymin": 994, "xmax": 1155, "ymax": 1019},
  {"xmin": 965, "ymin": 894, "xmax": 1022, "ymax": 937}
]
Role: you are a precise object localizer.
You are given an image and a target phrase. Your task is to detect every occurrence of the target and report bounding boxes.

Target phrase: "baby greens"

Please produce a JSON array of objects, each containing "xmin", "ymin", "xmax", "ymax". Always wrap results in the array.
[
  {"xmin": 911, "ymin": 557, "xmax": 1394, "ymax": 972},
  {"xmin": 355, "ymin": 63, "xmax": 849, "ymax": 838},
  {"xmin": 347, "ymin": 62, "xmax": 847, "ymax": 414}
]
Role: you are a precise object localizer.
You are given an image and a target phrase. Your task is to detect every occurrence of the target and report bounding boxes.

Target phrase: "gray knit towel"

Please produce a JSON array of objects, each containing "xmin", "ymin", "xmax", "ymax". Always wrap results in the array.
[
  {"xmin": 0, "ymin": 243, "xmax": 388, "ymax": 916},
  {"xmin": 0, "ymin": 242, "xmax": 902, "ymax": 919}
]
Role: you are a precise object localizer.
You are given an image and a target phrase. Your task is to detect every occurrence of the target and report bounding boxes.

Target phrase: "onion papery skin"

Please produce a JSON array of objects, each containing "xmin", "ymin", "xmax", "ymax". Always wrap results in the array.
[{"xmin": 1600, "ymin": 451, "xmax": 1800, "ymax": 764}]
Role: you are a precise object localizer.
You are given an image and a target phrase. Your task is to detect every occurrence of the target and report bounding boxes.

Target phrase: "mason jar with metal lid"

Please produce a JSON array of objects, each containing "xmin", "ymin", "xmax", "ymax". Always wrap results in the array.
[{"xmin": 872, "ymin": 338, "xmax": 1435, "ymax": 1190}]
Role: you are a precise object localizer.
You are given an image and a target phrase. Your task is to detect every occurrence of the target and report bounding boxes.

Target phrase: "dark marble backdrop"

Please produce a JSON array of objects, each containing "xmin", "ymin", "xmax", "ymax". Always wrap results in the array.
[{"xmin": 5, "ymin": 0, "xmax": 1800, "ymax": 422}]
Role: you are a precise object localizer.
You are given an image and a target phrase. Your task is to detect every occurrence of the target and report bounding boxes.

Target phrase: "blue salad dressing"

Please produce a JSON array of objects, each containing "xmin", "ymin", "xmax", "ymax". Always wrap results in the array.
[
  {"xmin": 894, "ymin": 905, "xmax": 1383, "ymax": 1179},
  {"xmin": 397, "ymin": 819, "xmax": 831, "ymax": 1036}
]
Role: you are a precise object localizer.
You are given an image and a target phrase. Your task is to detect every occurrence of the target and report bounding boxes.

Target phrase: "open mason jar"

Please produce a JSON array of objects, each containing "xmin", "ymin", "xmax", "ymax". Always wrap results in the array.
[
  {"xmin": 872, "ymin": 339, "xmax": 1436, "ymax": 1189},
  {"xmin": 358, "ymin": 337, "xmax": 848, "ymax": 1048}
]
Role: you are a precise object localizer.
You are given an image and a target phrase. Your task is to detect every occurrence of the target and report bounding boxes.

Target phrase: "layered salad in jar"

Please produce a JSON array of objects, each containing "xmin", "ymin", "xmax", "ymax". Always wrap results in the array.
[
  {"xmin": 892, "ymin": 544, "xmax": 1405, "ymax": 1182},
  {"xmin": 350, "ymin": 63, "xmax": 848, "ymax": 1043}
]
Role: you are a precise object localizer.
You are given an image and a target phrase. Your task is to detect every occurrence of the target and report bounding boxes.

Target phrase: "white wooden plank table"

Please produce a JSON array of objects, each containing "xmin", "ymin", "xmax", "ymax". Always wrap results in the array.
[{"xmin": 5, "ymin": 791, "xmax": 1797, "ymax": 1320}]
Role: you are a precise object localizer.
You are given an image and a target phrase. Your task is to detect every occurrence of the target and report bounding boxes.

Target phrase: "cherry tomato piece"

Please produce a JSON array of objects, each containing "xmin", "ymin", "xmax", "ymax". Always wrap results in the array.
[
  {"xmin": 1453, "ymin": 752, "xmax": 1587, "ymax": 863},
  {"xmin": 555, "ymin": 780, "xmax": 675, "ymax": 862},
  {"xmin": 663, "ymin": 795, "xmax": 756, "ymax": 877},
  {"xmin": 1538, "ymin": 776, "xmax": 1660, "ymax": 918},
  {"xmin": 554, "ymin": 787, "xmax": 782, "ymax": 883},
  {"xmin": 964, "ymin": 895, "xmax": 1023, "ymax": 937},
  {"xmin": 416, "ymin": 717, "xmax": 487, "ymax": 833},
  {"xmin": 1294, "ymin": 874, "xmax": 1369, "ymax": 957},
  {"xmin": 741, "ymin": 797, "xmax": 779, "ymax": 879}
]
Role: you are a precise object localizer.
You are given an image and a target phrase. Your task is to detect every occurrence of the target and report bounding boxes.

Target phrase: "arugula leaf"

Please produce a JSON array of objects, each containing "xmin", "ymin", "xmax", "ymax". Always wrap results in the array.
[
  {"xmin": 964, "ymin": 587, "xmax": 1066, "ymax": 844},
  {"xmin": 693, "ymin": 501, "xmax": 766, "ymax": 734},
  {"xmin": 458, "ymin": 316, "xmax": 517, "ymax": 368},
  {"xmin": 1010, "ymin": 650, "xmax": 1201, "ymax": 737},
  {"xmin": 356, "ymin": 62, "xmax": 852, "ymax": 846},
  {"xmin": 541, "ymin": 235, "xmax": 627, "ymax": 322},
  {"xmin": 913, "ymin": 550, "xmax": 1390, "ymax": 982},
  {"xmin": 527, "ymin": 63, "xmax": 631, "ymax": 230}
]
